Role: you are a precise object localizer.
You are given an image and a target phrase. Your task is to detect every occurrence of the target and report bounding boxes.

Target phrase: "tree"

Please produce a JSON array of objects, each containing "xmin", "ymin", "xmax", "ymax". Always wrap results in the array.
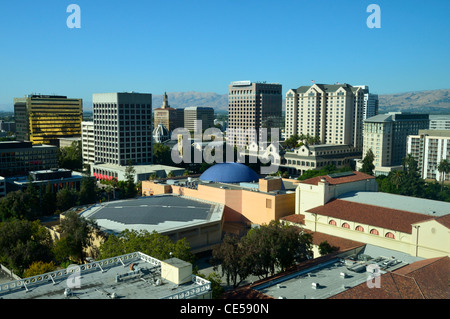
[
  {"xmin": 58, "ymin": 211, "xmax": 99, "ymax": 263},
  {"xmin": 390, "ymin": 170, "xmax": 405, "ymax": 191},
  {"xmin": 211, "ymin": 233, "xmax": 250, "ymax": 289},
  {"xmin": 0, "ymin": 190, "xmax": 39, "ymax": 221},
  {"xmin": 360, "ymin": 149, "xmax": 375, "ymax": 175},
  {"xmin": 437, "ymin": 159, "xmax": 450, "ymax": 190},
  {"xmin": 0, "ymin": 219, "xmax": 54, "ymax": 276},
  {"xmin": 153, "ymin": 143, "xmax": 172, "ymax": 165},
  {"xmin": 123, "ymin": 160, "xmax": 137, "ymax": 198},
  {"xmin": 23, "ymin": 261, "xmax": 56, "ymax": 278},
  {"xmin": 79, "ymin": 176, "xmax": 99, "ymax": 205},
  {"xmin": 98, "ymin": 229, "xmax": 193, "ymax": 263},
  {"xmin": 318, "ymin": 240, "xmax": 338, "ymax": 256},
  {"xmin": 41, "ymin": 183, "xmax": 57, "ymax": 215},
  {"xmin": 56, "ymin": 186, "xmax": 79, "ymax": 212},
  {"xmin": 57, "ymin": 141, "xmax": 82, "ymax": 171}
]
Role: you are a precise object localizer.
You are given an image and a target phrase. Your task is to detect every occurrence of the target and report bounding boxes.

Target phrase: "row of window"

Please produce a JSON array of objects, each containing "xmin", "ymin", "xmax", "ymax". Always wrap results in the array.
[{"xmin": 329, "ymin": 220, "xmax": 395, "ymax": 239}]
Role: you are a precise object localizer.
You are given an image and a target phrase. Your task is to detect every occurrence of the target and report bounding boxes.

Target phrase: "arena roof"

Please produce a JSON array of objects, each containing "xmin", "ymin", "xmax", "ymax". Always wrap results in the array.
[{"xmin": 80, "ymin": 194, "xmax": 223, "ymax": 235}]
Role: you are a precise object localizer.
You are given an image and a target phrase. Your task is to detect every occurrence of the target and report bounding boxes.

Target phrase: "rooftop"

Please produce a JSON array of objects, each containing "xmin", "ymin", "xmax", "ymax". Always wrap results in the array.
[
  {"xmin": 0, "ymin": 252, "xmax": 211, "ymax": 299},
  {"xmin": 307, "ymin": 198, "xmax": 434, "ymax": 234},
  {"xmin": 80, "ymin": 194, "xmax": 223, "ymax": 235},
  {"xmin": 244, "ymin": 244, "xmax": 424, "ymax": 300},
  {"xmin": 300, "ymin": 171, "xmax": 375, "ymax": 186}
]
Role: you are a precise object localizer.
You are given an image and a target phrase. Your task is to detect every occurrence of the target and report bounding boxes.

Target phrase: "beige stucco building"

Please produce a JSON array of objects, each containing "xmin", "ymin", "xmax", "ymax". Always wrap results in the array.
[{"xmin": 288, "ymin": 171, "xmax": 450, "ymax": 259}]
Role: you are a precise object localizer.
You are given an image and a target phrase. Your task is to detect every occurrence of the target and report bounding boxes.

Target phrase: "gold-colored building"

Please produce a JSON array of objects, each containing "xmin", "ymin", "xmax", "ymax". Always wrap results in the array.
[
  {"xmin": 153, "ymin": 92, "xmax": 178, "ymax": 132},
  {"xmin": 14, "ymin": 94, "xmax": 83, "ymax": 145}
]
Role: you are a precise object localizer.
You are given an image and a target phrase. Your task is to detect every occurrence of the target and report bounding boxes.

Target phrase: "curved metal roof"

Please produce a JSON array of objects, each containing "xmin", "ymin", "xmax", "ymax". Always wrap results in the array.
[{"xmin": 199, "ymin": 162, "xmax": 259, "ymax": 183}]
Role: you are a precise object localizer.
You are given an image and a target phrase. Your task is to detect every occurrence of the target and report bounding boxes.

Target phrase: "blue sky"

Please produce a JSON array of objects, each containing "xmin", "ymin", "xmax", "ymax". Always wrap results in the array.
[{"xmin": 0, "ymin": 0, "xmax": 449, "ymax": 109}]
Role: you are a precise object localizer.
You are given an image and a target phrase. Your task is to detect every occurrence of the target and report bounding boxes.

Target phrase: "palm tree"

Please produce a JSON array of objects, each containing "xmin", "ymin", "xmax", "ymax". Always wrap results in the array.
[
  {"xmin": 437, "ymin": 159, "xmax": 450, "ymax": 190},
  {"xmin": 390, "ymin": 170, "xmax": 404, "ymax": 190}
]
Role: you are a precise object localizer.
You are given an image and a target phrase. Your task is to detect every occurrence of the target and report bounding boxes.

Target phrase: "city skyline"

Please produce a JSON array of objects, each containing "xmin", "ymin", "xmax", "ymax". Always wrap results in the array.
[{"xmin": 1, "ymin": 0, "xmax": 449, "ymax": 109}]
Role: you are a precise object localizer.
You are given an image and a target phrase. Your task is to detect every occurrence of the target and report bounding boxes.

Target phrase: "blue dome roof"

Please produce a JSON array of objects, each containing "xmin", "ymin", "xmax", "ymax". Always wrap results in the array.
[{"xmin": 199, "ymin": 162, "xmax": 259, "ymax": 183}]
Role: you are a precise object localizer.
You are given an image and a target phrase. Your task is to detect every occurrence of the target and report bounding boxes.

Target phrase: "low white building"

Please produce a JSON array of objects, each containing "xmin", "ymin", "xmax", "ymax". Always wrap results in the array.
[{"xmin": 91, "ymin": 163, "xmax": 185, "ymax": 183}]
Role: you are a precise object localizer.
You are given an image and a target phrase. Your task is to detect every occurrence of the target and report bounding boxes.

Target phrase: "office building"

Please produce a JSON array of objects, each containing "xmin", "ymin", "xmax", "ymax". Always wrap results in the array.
[
  {"xmin": 183, "ymin": 106, "xmax": 214, "ymax": 132},
  {"xmin": 81, "ymin": 121, "xmax": 95, "ymax": 166},
  {"xmin": 284, "ymin": 83, "xmax": 366, "ymax": 150},
  {"xmin": 153, "ymin": 92, "xmax": 179, "ymax": 132},
  {"xmin": 14, "ymin": 94, "xmax": 82, "ymax": 145},
  {"xmin": 407, "ymin": 130, "xmax": 450, "ymax": 181},
  {"xmin": 429, "ymin": 114, "xmax": 450, "ymax": 130},
  {"xmin": 7, "ymin": 168, "xmax": 85, "ymax": 194},
  {"xmin": 228, "ymin": 81, "xmax": 282, "ymax": 147},
  {"xmin": 91, "ymin": 163, "xmax": 184, "ymax": 183},
  {"xmin": 354, "ymin": 85, "xmax": 379, "ymax": 120},
  {"xmin": 359, "ymin": 112, "xmax": 429, "ymax": 175},
  {"xmin": 0, "ymin": 121, "xmax": 16, "ymax": 133},
  {"xmin": 93, "ymin": 92, "xmax": 153, "ymax": 166},
  {"xmin": 58, "ymin": 137, "xmax": 81, "ymax": 149},
  {"xmin": 0, "ymin": 141, "xmax": 57, "ymax": 177}
]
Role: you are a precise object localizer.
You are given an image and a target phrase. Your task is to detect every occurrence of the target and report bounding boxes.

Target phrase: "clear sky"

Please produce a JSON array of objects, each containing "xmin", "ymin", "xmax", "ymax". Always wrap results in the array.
[{"xmin": 0, "ymin": 0, "xmax": 449, "ymax": 108}]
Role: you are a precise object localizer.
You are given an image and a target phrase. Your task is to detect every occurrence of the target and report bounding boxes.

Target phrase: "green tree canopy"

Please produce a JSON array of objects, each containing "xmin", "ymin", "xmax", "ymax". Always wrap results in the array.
[
  {"xmin": 0, "ymin": 219, "xmax": 54, "ymax": 276},
  {"xmin": 58, "ymin": 211, "xmax": 99, "ymax": 263},
  {"xmin": 360, "ymin": 149, "xmax": 375, "ymax": 175},
  {"xmin": 98, "ymin": 229, "xmax": 193, "ymax": 263}
]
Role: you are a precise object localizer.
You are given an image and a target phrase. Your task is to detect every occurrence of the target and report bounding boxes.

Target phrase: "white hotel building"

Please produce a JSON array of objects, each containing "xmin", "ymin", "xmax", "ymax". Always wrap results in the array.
[{"xmin": 407, "ymin": 130, "xmax": 450, "ymax": 182}]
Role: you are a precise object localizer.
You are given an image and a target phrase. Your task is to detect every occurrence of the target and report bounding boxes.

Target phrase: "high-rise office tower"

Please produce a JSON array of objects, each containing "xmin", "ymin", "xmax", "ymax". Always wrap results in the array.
[
  {"xmin": 153, "ymin": 92, "xmax": 178, "ymax": 132},
  {"xmin": 93, "ymin": 92, "xmax": 153, "ymax": 166},
  {"xmin": 354, "ymin": 85, "xmax": 379, "ymax": 120},
  {"xmin": 228, "ymin": 81, "xmax": 282, "ymax": 147},
  {"xmin": 184, "ymin": 106, "xmax": 215, "ymax": 132},
  {"xmin": 284, "ymin": 83, "xmax": 365, "ymax": 150},
  {"xmin": 362, "ymin": 112, "xmax": 429, "ymax": 173},
  {"xmin": 14, "ymin": 94, "xmax": 82, "ymax": 145}
]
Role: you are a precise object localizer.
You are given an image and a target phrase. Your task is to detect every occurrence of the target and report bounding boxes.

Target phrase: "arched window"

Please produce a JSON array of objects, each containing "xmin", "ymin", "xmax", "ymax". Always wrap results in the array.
[
  {"xmin": 329, "ymin": 220, "xmax": 337, "ymax": 226},
  {"xmin": 342, "ymin": 222, "xmax": 350, "ymax": 229},
  {"xmin": 370, "ymin": 229, "xmax": 379, "ymax": 235},
  {"xmin": 355, "ymin": 226, "xmax": 364, "ymax": 232},
  {"xmin": 385, "ymin": 232, "xmax": 395, "ymax": 239}
]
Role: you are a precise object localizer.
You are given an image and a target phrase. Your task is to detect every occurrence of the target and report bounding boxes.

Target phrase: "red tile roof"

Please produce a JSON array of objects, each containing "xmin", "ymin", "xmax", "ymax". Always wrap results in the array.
[
  {"xmin": 300, "ymin": 171, "xmax": 375, "ymax": 186},
  {"xmin": 280, "ymin": 214, "xmax": 305, "ymax": 225},
  {"xmin": 307, "ymin": 199, "xmax": 434, "ymax": 234}
]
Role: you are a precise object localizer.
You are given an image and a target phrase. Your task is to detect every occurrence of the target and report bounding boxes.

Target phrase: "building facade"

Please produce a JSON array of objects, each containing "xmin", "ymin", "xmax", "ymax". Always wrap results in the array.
[
  {"xmin": 0, "ymin": 141, "xmax": 57, "ymax": 177},
  {"xmin": 429, "ymin": 114, "xmax": 450, "ymax": 130},
  {"xmin": 355, "ymin": 85, "xmax": 379, "ymax": 120},
  {"xmin": 361, "ymin": 112, "xmax": 429, "ymax": 175},
  {"xmin": 407, "ymin": 130, "xmax": 450, "ymax": 181},
  {"xmin": 81, "ymin": 121, "xmax": 95, "ymax": 166},
  {"xmin": 281, "ymin": 144, "xmax": 362, "ymax": 176},
  {"xmin": 228, "ymin": 81, "xmax": 282, "ymax": 147},
  {"xmin": 93, "ymin": 92, "xmax": 153, "ymax": 166},
  {"xmin": 153, "ymin": 92, "xmax": 179, "ymax": 132},
  {"xmin": 284, "ymin": 83, "xmax": 366, "ymax": 150},
  {"xmin": 14, "ymin": 95, "xmax": 82, "ymax": 145},
  {"xmin": 183, "ymin": 106, "xmax": 214, "ymax": 132}
]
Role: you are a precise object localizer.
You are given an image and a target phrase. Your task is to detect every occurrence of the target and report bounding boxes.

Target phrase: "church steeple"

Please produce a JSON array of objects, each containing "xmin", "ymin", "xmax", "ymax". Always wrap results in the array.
[{"xmin": 162, "ymin": 91, "xmax": 169, "ymax": 109}]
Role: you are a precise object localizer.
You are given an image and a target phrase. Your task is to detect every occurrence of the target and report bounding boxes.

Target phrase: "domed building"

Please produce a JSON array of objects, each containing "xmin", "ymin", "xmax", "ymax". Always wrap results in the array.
[
  {"xmin": 153, "ymin": 123, "xmax": 170, "ymax": 143},
  {"xmin": 199, "ymin": 162, "xmax": 259, "ymax": 183}
]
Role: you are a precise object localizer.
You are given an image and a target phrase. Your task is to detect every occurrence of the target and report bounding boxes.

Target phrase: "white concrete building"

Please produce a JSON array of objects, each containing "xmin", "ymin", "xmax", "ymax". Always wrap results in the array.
[
  {"xmin": 93, "ymin": 92, "xmax": 153, "ymax": 166},
  {"xmin": 407, "ymin": 130, "xmax": 450, "ymax": 181},
  {"xmin": 81, "ymin": 121, "xmax": 95, "ymax": 165},
  {"xmin": 284, "ymin": 83, "xmax": 366, "ymax": 150}
]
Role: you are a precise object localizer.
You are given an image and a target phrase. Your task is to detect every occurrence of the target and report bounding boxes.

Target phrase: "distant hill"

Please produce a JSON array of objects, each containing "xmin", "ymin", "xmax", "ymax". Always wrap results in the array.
[
  {"xmin": 378, "ymin": 89, "xmax": 450, "ymax": 114},
  {"xmin": 157, "ymin": 89, "xmax": 450, "ymax": 115},
  {"xmin": 153, "ymin": 91, "xmax": 229, "ymax": 113}
]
